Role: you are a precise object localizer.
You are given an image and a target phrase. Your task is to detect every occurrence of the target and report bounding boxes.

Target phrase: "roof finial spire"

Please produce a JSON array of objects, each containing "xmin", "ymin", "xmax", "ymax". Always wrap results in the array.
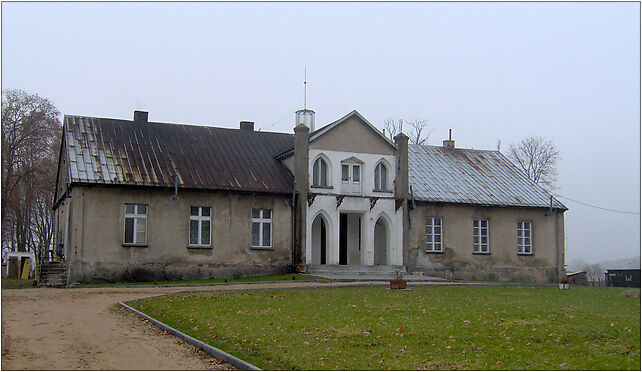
[{"xmin": 304, "ymin": 66, "xmax": 307, "ymax": 110}]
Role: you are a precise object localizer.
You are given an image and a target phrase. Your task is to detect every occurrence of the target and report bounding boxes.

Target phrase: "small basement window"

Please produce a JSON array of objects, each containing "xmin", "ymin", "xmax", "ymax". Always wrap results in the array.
[{"xmin": 124, "ymin": 204, "xmax": 147, "ymax": 245}]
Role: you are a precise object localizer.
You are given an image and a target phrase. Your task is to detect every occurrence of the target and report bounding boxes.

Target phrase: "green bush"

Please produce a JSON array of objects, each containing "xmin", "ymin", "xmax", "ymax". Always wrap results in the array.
[{"xmin": 231, "ymin": 270, "xmax": 244, "ymax": 280}]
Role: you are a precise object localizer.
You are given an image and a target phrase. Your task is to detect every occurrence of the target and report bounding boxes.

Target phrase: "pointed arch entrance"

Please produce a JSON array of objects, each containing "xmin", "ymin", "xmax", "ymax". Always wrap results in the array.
[
  {"xmin": 311, "ymin": 213, "xmax": 329, "ymax": 265},
  {"xmin": 374, "ymin": 216, "xmax": 389, "ymax": 266}
]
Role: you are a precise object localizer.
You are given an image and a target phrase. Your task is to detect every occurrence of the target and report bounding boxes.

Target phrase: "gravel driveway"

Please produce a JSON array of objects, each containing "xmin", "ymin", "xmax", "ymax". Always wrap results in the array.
[{"xmin": 1, "ymin": 281, "xmax": 376, "ymax": 370}]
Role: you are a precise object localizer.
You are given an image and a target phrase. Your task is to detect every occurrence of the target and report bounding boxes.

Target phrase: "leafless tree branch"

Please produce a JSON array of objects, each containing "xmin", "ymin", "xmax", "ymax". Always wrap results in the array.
[
  {"xmin": 382, "ymin": 118, "xmax": 433, "ymax": 145},
  {"xmin": 508, "ymin": 136, "xmax": 560, "ymax": 192},
  {"xmin": 2, "ymin": 89, "xmax": 61, "ymax": 260}
]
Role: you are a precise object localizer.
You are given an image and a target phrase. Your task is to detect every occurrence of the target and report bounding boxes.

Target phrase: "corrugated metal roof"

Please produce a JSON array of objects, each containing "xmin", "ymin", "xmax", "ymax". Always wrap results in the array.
[
  {"xmin": 63, "ymin": 115, "xmax": 295, "ymax": 194},
  {"xmin": 409, "ymin": 144, "xmax": 567, "ymax": 209}
]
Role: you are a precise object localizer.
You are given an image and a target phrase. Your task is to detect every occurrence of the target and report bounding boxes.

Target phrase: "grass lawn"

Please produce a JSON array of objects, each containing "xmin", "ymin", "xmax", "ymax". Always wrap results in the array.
[
  {"xmin": 1, "ymin": 279, "xmax": 35, "ymax": 289},
  {"xmin": 79, "ymin": 273, "xmax": 315, "ymax": 287},
  {"xmin": 127, "ymin": 285, "xmax": 641, "ymax": 370}
]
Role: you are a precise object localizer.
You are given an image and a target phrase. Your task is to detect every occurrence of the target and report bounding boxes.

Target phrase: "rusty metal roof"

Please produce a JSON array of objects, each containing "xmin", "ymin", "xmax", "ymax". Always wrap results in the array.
[
  {"xmin": 63, "ymin": 115, "xmax": 294, "ymax": 194},
  {"xmin": 409, "ymin": 144, "xmax": 567, "ymax": 210}
]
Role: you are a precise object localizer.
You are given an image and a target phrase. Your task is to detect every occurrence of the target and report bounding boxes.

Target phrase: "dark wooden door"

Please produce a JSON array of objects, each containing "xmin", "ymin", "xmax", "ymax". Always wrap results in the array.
[
  {"xmin": 320, "ymin": 219, "xmax": 326, "ymax": 265},
  {"xmin": 339, "ymin": 214, "xmax": 347, "ymax": 265}
]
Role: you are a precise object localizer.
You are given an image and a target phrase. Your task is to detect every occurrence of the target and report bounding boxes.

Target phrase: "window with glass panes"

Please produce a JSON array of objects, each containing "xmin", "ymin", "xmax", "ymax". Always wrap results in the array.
[
  {"xmin": 189, "ymin": 207, "xmax": 211, "ymax": 247},
  {"xmin": 473, "ymin": 219, "xmax": 489, "ymax": 253},
  {"xmin": 124, "ymin": 204, "xmax": 147, "ymax": 244},
  {"xmin": 374, "ymin": 162, "xmax": 388, "ymax": 190},
  {"xmin": 517, "ymin": 221, "xmax": 532, "ymax": 254},
  {"xmin": 425, "ymin": 217, "xmax": 443, "ymax": 252},
  {"xmin": 313, "ymin": 157, "xmax": 329, "ymax": 187},
  {"xmin": 251, "ymin": 209, "xmax": 272, "ymax": 248}
]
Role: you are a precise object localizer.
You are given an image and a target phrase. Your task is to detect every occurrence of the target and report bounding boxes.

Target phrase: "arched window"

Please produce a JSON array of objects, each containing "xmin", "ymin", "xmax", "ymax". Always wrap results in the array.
[
  {"xmin": 374, "ymin": 162, "xmax": 388, "ymax": 190},
  {"xmin": 313, "ymin": 157, "xmax": 329, "ymax": 187}
]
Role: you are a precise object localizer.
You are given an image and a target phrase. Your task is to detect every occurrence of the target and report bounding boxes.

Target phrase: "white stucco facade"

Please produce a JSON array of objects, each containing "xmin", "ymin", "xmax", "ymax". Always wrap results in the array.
[{"xmin": 305, "ymin": 149, "xmax": 403, "ymax": 266}]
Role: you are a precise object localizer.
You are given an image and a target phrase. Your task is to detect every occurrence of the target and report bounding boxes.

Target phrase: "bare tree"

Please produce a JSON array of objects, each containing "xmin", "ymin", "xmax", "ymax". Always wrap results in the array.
[
  {"xmin": 508, "ymin": 136, "xmax": 560, "ymax": 192},
  {"xmin": 583, "ymin": 263, "xmax": 605, "ymax": 280},
  {"xmin": 382, "ymin": 118, "xmax": 402, "ymax": 141},
  {"xmin": 1, "ymin": 89, "xmax": 60, "ymax": 259},
  {"xmin": 406, "ymin": 119, "xmax": 433, "ymax": 145},
  {"xmin": 382, "ymin": 118, "xmax": 433, "ymax": 145}
]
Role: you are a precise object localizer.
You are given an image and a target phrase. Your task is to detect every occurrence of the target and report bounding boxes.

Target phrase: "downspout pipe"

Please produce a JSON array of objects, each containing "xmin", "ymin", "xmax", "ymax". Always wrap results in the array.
[
  {"xmin": 172, "ymin": 173, "xmax": 179, "ymax": 200},
  {"xmin": 291, "ymin": 180, "xmax": 297, "ymax": 269}
]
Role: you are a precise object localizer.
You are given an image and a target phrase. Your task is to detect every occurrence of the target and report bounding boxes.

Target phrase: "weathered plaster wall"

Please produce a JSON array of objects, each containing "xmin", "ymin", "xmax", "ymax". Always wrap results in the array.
[
  {"xmin": 310, "ymin": 116, "xmax": 395, "ymax": 155},
  {"xmin": 62, "ymin": 186, "xmax": 292, "ymax": 283},
  {"xmin": 407, "ymin": 202, "xmax": 565, "ymax": 283}
]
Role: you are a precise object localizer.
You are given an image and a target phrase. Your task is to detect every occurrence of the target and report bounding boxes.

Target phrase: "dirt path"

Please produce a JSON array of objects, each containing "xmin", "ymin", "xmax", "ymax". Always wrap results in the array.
[{"xmin": 1, "ymin": 281, "xmax": 377, "ymax": 370}]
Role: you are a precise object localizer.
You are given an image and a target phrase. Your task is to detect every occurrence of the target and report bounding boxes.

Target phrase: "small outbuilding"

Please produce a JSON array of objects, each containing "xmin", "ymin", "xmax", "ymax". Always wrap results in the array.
[
  {"xmin": 566, "ymin": 271, "xmax": 587, "ymax": 286},
  {"xmin": 605, "ymin": 268, "xmax": 641, "ymax": 288},
  {"xmin": 3, "ymin": 252, "xmax": 35, "ymax": 279}
]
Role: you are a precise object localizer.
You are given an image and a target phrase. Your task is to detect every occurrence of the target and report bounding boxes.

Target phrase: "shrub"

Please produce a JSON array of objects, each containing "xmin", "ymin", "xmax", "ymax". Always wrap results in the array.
[{"xmin": 231, "ymin": 270, "xmax": 244, "ymax": 280}]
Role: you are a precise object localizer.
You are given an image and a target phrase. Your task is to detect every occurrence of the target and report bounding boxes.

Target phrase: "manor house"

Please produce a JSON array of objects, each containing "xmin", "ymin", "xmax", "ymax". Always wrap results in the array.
[{"xmin": 52, "ymin": 109, "xmax": 567, "ymax": 284}]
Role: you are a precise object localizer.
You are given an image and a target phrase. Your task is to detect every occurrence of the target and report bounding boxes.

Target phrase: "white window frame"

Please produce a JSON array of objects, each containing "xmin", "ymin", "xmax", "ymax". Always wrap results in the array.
[
  {"xmin": 251, "ymin": 209, "xmax": 272, "ymax": 248},
  {"xmin": 312, "ymin": 156, "xmax": 330, "ymax": 187},
  {"xmin": 123, "ymin": 204, "xmax": 147, "ymax": 245},
  {"xmin": 473, "ymin": 219, "xmax": 489, "ymax": 253},
  {"xmin": 189, "ymin": 206, "xmax": 212, "ymax": 247},
  {"xmin": 517, "ymin": 221, "xmax": 532, "ymax": 254},
  {"xmin": 425, "ymin": 217, "xmax": 443, "ymax": 252},
  {"xmin": 341, "ymin": 161, "xmax": 362, "ymax": 195},
  {"xmin": 374, "ymin": 161, "xmax": 389, "ymax": 191}
]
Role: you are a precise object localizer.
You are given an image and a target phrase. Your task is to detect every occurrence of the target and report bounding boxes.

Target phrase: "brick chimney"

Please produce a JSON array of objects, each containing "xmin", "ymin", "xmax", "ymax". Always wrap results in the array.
[
  {"xmin": 394, "ymin": 132, "xmax": 409, "ymax": 200},
  {"xmin": 133, "ymin": 110, "xmax": 148, "ymax": 125},
  {"xmin": 240, "ymin": 121, "xmax": 254, "ymax": 131},
  {"xmin": 394, "ymin": 132, "xmax": 409, "ymax": 267},
  {"xmin": 443, "ymin": 129, "xmax": 455, "ymax": 148},
  {"xmin": 293, "ymin": 123, "xmax": 309, "ymax": 265}
]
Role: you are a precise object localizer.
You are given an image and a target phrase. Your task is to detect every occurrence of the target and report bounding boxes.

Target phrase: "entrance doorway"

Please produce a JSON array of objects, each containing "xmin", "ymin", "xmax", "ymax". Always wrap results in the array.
[
  {"xmin": 339, "ymin": 213, "xmax": 361, "ymax": 265},
  {"xmin": 311, "ymin": 214, "xmax": 328, "ymax": 265},
  {"xmin": 374, "ymin": 217, "xmax": 388, "ymax": 265}
]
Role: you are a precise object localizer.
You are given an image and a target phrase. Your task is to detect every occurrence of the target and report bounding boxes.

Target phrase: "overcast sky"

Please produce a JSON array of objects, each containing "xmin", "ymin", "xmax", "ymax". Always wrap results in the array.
[{"xmin": 2, "ymin": 2, "xmax": 639, "ymax": 265}]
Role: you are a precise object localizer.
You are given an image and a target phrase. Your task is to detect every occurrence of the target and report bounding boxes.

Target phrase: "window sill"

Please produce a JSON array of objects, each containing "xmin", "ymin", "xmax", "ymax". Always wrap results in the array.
[
  {"xmin": 311, "ymin": 185, "xmax": 333, "ymax": 190},
  {"xmin": 472, "ymin": 251, "xmax": 490, "ymax": 255},
  {"xmin": 187, "ymin": 245, "xmax": 212, "ymax": 249},
  {"xmin": 373, "ymin": 189, "xmax": 393, "ymax": 193},
  {"xmin": 250, "ymin": 246, "xmax": 274, "ymax": 251},
  {"xmin": 122, "ymin": 243, "xmax": 148, "ymax": 248},
  {"xmin": 517, "ymin": 252, "xmax": 533, "ymax": 256},
  {"xmin": 425, "ymin": 250, "xmax": 444, "ymax": 254}
]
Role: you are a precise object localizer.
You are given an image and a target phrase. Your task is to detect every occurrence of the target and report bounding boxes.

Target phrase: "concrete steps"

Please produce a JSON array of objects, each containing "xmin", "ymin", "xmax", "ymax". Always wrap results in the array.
[
  {"xmin": 305, "ymin": 264, "xmax": 406, "ymax": 276},
  {"xmin": 38, "ymin": 261, "xmax": 67, "ymax": 287}
]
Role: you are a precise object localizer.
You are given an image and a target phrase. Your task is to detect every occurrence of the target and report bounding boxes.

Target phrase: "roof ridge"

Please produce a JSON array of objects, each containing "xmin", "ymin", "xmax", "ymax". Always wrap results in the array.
[
  {"xmin": 64, "ymin": 114, "xmax": 293, "ymax": 136},
  {"xmin": 409, "ymin": 143, "xmax": 501, "ymax": 153}
]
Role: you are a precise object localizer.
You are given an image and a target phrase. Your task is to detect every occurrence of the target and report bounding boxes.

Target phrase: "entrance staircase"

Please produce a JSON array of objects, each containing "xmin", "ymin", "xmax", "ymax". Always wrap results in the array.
[
  {"xmin": 38, "ymin": 261, "xmax": 67, "ymax": 287},
  {"xmin": 305, "ymin": 264, "xmax": 407, "ymax": 280}
]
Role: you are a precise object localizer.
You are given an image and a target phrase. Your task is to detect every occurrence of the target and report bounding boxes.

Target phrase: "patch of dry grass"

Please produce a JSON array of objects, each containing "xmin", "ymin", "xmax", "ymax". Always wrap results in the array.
[{"xmin": 618, "ymin": 289, "xmax": 640, "ymax": 297}]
